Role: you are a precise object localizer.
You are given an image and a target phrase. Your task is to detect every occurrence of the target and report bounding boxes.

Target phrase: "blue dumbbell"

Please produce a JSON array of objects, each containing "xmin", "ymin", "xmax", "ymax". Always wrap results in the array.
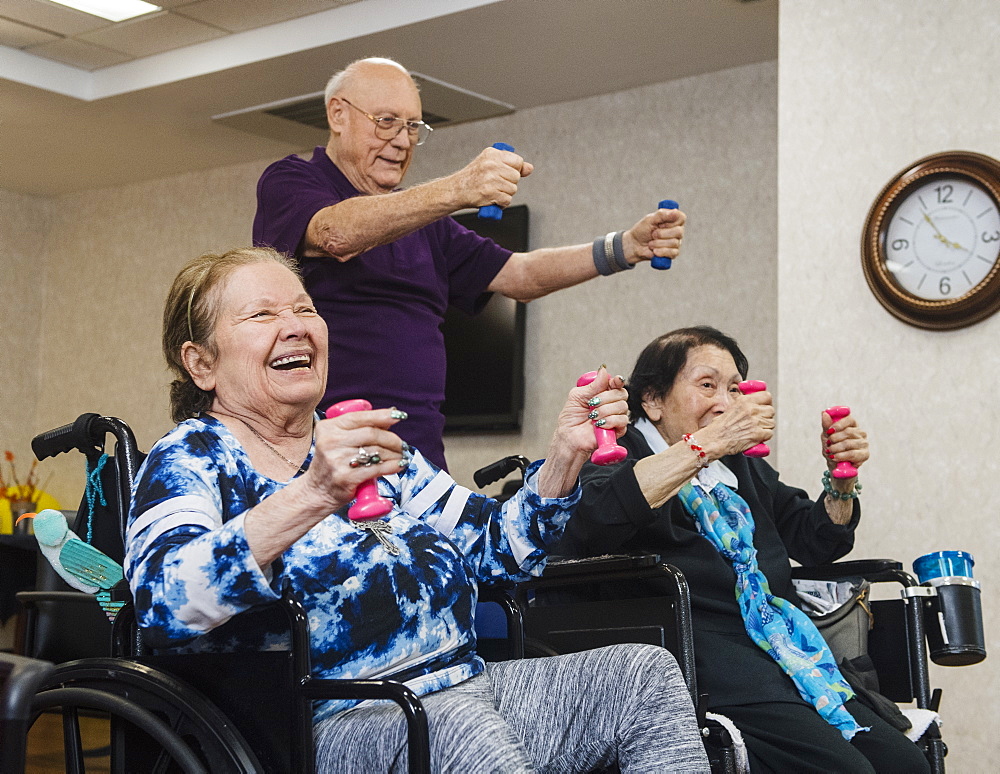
[
  {"xmin": 651, "ymin": 199, "xmax": 679, "ymax": 269},
  {"xmin": 478, "ymin": 142, "xmax": 516, "ymax": 220}
]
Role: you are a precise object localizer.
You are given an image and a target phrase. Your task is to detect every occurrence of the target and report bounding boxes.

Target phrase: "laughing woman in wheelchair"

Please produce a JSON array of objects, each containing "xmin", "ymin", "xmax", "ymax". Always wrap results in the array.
[
  {"xmin": 558, "ymin": 326, "xmax": 930, "ymax": 774},
  {"xmin": 124, "ymin": 247, "xmax": 709, "ymax": 773}
]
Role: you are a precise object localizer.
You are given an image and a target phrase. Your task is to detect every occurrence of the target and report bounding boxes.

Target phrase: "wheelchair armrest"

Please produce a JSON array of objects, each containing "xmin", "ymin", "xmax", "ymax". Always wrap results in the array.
[
  {"xmin": 300, "ymin": 677, "xmax": 424, "ymax": 706},
  {"xmin": 300, "ymin": 678, "xmax": 430, "ymax": 773},
  {"xmin": 538, "ymin": 553, "xmax": 662, "ymax": 580},
  {"xmin": 792, "ymin": 558, "xmax": 909, "ymax": 584}
]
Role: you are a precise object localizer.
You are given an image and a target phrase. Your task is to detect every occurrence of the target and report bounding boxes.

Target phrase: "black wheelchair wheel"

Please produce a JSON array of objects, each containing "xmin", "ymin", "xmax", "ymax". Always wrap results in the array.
[{"xmin": 33, "ymin": 658, "xmax": 263, "ymax": 774}]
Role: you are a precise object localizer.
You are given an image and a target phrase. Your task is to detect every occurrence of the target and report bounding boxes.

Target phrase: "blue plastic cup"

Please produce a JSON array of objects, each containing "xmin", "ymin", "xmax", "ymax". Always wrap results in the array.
[{"xmin": 913, "ymin": 550, "xmax": 975, "ymax": 584}]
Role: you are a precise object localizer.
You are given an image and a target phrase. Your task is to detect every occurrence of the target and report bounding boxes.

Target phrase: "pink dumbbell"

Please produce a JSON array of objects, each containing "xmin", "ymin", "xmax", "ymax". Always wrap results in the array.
[
  {"xmin": 824, "ymin": 406, "xmax": 859, "ymax": 479},
  {"xmin": 325, "ymin": 399, "xmax": 393, "ymax": 521},
  {"xmin": 738, "ymin": 380, "xmax": 770, "ymax": 457},
  {"xmin": 577, "ymin": 371, "xmax": 628, "ymax": 465}
]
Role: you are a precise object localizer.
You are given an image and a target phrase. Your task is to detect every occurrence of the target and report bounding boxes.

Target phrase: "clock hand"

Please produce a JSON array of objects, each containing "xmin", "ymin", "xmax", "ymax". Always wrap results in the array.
[
  {"xmin": 923, "ymin": 211, "xmax": 947, "ymax": 238},
  {"xmin": 932, "ymin": 232, "xmax": 965, "ymax": 250},
  {"xmin": 923, "ymin": 212, "xmax": 965, "ymax": 250}
]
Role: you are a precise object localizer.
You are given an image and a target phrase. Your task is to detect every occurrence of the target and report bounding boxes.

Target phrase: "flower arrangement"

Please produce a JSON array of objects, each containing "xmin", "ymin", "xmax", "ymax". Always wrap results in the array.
[{"xmin": 1, "ymin": 450, "xmax": 48, "ymax": 507}]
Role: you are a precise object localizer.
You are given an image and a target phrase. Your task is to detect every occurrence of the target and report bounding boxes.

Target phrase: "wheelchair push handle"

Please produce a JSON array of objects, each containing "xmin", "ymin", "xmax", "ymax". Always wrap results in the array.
[
  {"xmin": 31, "ymin": 412, "xmax": 102, "ymax": 461},
  {"xmin": 325, "ymin": 400, "xmax": 394, "ymax": 521},
  {"xmin": 824, "ymin": 405, "xmax": 859, "ymax": 478},
  {"xmin": 651, "ymin": 199, "xmax": 679, "ymax": 270},
  {"xmin": 478, "ymin": 143, "xmax": 516, "ymax": 220},
  {"xmin": 738, "ymin": 380, "xmax": 770, "ymax": 458},
  {"xmin": 577, "ymin": 371, "xmax": 628, "ymax": 465},
  {"xmin": 473, "ymin": 455, "xmax": 531, "ymax": 489}
]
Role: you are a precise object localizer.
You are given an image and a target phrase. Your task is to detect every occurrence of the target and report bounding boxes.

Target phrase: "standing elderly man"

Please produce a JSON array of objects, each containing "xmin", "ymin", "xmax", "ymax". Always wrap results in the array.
[{"xmin": 253, "ymin": 57, "xmax": 686, "ymax": 471}]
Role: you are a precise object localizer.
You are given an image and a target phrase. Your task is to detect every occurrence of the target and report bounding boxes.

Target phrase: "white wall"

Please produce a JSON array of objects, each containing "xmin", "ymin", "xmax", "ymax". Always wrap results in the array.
[{"xmin": 778, "ymin": 2, "xmax": 1000, "ymax": 767}]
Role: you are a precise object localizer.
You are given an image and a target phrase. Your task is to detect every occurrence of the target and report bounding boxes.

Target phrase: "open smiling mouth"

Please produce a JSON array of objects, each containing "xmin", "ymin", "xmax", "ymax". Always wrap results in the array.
[{"xmin": 270, "ymin": 354, "xmax": 312, "ymax": 371}]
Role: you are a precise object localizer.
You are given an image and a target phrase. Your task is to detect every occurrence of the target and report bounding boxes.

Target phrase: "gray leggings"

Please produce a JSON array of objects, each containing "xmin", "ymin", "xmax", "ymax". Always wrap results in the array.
[{"xmin": 314, "ymin": 643, "xmax": 709, "ymax": 773}]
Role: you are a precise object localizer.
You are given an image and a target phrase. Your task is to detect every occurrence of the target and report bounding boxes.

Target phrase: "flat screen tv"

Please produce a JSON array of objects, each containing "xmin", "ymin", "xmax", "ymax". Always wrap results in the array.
[{"xmin": 442, "ymin": 204, "xmax": 528, "ymax": 434}]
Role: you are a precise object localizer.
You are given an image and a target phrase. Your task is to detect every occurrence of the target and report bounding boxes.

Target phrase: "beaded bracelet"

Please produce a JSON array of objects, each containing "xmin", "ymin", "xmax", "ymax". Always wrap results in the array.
[
  {"xmin": 822, "ymin": 469, "xmax": 862, "ymax": 500},
  {"xmin": 682, "ymin": 433, "xmax": 710, "ymax": 468}
]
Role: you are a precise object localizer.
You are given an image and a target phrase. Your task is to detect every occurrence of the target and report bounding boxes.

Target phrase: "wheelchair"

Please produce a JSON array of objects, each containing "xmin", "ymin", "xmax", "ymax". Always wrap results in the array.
[
  {"xmin": 476, "ymin": 456, "xmax": 960, "ymax": 774},
  {"xmin": 15, "ymin": 414, "xmax": 525, "ymax": 773},
  {"xmin": 1, "ymin": 652, "xmax": 55, "ymax": 773}
]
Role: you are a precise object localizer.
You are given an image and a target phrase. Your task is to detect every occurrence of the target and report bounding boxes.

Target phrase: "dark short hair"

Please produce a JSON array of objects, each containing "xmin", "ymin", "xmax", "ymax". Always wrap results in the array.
[
  {"xmin": 627, "ymin": 326, "xmax": 749, "ymax": 422},
  {"xmin": 162, "ymin": 247, "xmax": 301, "ymax": 423}
]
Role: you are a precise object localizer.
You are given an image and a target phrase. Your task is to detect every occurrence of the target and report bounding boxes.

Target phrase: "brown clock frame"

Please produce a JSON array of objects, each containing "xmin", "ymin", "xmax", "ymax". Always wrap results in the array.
[{"xmin": 861, "ymin": 150, "xmax": 1000, "ymax": 330}]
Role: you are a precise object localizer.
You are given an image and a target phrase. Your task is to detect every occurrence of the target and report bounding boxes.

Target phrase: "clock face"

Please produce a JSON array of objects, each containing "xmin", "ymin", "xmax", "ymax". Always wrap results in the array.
[
  {"xmin": 861, "ymin": 151, "xmax": 1000, "ymax": 330},
  {"xmin": 883, "ymin": 176, "xmax": 1000, "ymax": 301}
]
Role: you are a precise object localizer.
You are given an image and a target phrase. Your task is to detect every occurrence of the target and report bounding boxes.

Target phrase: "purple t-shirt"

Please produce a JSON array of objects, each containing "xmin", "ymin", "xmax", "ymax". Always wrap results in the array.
[{"xmin": 252, "ymin": 147, "xmax": 512, "ymax": 469}]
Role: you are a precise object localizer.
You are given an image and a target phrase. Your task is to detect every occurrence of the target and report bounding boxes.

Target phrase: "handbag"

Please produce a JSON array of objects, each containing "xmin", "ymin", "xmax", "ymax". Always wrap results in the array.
[{"xmin": 792, "ymin": 576, "xmax": 873, "ymax": 663}]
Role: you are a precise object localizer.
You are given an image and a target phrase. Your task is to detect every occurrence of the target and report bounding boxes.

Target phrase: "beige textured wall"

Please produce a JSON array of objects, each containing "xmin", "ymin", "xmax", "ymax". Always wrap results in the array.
[
  {"xmin": 0, "ymin": 189, "xmax": 52, "ymax": 647},
  {"xmin": 27, "ymin": 161, "xmax": 263, "ymax": 506},
  {"xmin": 778, "ymin": 2, "xmax": 1000, "ymax": 767},
  {"xmin": 9, "ymin": 60, "xmax": 777, "ymax": 507},
  {"xmin": 0, "ymin": 189, "xmax": 52, "ymax": 486},
  {"xmin": 410, "ymin": 62, "xmax": 778, "ymax": 489}
]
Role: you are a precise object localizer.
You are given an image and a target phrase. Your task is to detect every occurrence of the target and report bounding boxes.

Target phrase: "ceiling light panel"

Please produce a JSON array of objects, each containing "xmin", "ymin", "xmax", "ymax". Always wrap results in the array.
[{"xmin": 45, "ymin": 0, "xmax": 161, "ymax": 23}]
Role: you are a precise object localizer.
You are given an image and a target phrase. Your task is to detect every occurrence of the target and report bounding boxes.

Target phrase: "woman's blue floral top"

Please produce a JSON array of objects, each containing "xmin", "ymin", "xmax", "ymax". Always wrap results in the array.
[{"xmin": 125, "ymin": 415, "xmax": 579, "ymax": 722}]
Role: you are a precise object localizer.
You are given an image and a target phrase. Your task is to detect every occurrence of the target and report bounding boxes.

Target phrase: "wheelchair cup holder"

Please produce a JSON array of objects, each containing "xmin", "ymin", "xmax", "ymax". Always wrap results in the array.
[{"xmin": 907, "ymin": 551, "xmax": 986, "ymax": 667}]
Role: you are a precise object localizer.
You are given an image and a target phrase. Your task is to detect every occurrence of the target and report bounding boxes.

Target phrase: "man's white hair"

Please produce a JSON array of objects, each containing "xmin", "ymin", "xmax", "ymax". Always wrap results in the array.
[{"xmin": 324, "ymin": 57, "xmax": 415, "ymax": 105}]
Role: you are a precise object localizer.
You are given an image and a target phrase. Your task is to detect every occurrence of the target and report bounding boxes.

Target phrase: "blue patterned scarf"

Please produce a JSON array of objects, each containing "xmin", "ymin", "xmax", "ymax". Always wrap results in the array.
[{"xmin": 678, "ymin": 481, "xmax": 866, "ymax": 740}]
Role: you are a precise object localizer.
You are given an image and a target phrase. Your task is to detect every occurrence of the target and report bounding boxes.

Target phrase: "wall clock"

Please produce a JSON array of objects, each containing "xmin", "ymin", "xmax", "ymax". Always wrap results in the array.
[{"xmin": 861, "ymin": 150, "xmax": 1000, "ymax": 330}]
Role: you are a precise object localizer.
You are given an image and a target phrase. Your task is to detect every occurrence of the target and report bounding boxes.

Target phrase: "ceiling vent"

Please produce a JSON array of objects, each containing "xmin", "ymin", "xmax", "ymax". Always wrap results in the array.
[{"xmin": 212, "ymin": 72, "xmax": 513, "ymax": 146}]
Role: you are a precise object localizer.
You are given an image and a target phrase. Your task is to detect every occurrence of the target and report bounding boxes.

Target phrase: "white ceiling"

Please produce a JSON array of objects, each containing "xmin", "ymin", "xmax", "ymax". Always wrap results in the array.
[{"xmin": 0, "ymin": 0, "xmax": 778, "ymax": 196}]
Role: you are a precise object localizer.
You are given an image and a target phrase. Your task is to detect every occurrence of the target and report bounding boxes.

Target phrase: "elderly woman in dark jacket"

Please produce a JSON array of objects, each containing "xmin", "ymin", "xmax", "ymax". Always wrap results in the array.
[{"xmin": 558, "ymin": 326, "xmax": 929, "ymax": 774}]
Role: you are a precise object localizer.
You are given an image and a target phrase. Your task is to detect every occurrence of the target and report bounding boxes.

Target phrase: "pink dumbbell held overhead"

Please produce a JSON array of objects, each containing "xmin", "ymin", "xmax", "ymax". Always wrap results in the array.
[
  {"xmin": 577, "ymin": 371, "xmax": 628, "ymax": 465},
  {"xmin": 738, "ymin": 380, "xmax": 770, "ymax": 458},
  {"xmin": 825, "ymin": 406, "xmax": 859, "ymax": 479},
  {"xmin": 325, "ymin": 399, "xmax": 394, "ymax": 521}
]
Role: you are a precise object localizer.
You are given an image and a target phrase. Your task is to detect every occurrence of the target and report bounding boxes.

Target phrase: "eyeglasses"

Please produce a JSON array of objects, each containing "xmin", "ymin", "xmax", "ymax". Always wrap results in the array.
[{"xmin": 340, "ymin": 97, "xmax": 433, "ymax": 146}]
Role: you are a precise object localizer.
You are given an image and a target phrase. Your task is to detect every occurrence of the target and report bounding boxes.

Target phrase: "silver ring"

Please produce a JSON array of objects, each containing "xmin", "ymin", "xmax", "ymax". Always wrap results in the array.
[{"xmin": 350, "ymin": 447, "xmax": 373, "ymax": 468}]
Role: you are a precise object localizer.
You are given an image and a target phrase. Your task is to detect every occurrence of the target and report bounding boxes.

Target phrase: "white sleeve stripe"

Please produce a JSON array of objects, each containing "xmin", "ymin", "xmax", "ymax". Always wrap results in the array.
[
  {"xmin": 126, "ymin": 495, "xmax": 219, "ymax": 543},
  {"xmin": 425, "ymin": 486, "xmax": 471, "ymax": 537},
  {"xmin": 403, "ymin": 471, "xmax": 453, "ymax": 518},
  {"xmin": 124, "ymin": 512, "xmax": 218, "ymax": 576},
  {"xmin": 124, "ymin": 499, "xmax": 220, "ymax": 575},
  {"xmin": 503, "ymin": 507, "xmax": 538, "ymax": 567}
]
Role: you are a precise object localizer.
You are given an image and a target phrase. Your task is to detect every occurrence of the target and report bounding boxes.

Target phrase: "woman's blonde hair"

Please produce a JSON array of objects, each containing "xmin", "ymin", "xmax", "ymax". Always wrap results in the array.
[{"xmin": 162, "ymin": 247, "xmax": 301, "ymax": 422}]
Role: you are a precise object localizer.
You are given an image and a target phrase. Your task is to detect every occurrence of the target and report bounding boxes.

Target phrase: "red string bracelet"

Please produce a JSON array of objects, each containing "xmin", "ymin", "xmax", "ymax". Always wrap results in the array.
[{"xmin": 681, "ymin": 433, "xmax": 710, "ymax": 468}]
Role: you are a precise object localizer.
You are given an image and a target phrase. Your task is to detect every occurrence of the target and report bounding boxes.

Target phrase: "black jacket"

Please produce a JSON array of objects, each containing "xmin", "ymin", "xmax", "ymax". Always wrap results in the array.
[{"xmin": 557, "ymin": 425, "xmax": 860, "ymax": 708}]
